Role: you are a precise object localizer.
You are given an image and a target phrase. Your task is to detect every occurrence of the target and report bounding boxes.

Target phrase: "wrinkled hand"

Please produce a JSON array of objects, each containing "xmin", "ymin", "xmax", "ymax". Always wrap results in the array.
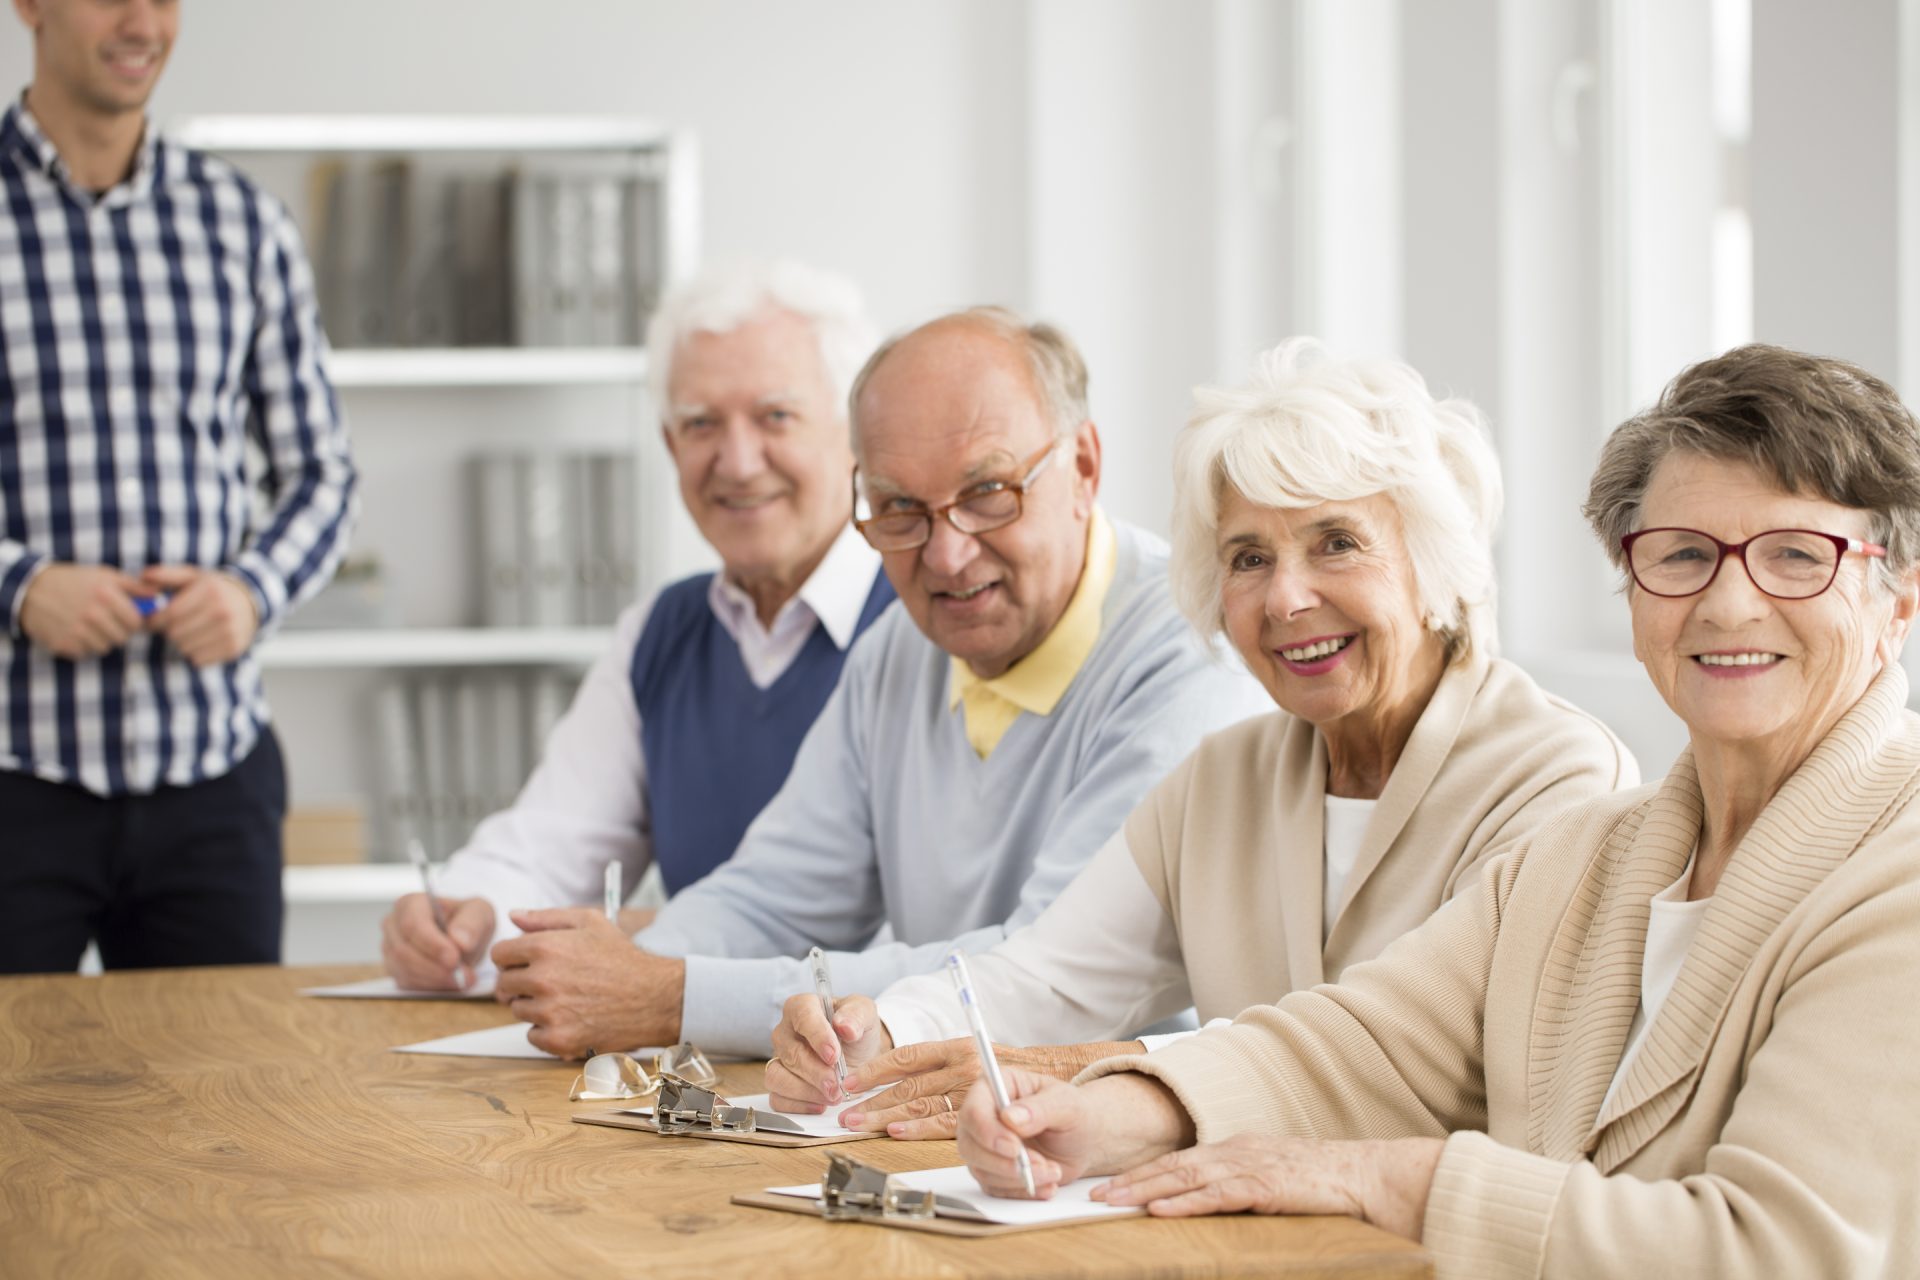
[
  {"xmin": 18, "ymin": 563, "xmax": 151, "ymax": 658},
  {"xmin": 142, "ymin": 565, "xmax": 258, "ymax": 666},
  {"xmin": 766, "ymin": 993, "xmax": 893, "ymax": 1112},
  {"xmin": 491, "ymin": 907, "xmax": 685, "ymax": 1058},
  {"xmin": 381, "ymin": 892, "xmax": 495, "ymax": 990},
  {"xmin": 837, "ymin": 1038, "xmax": 1131, "ymax": 1139},
  {"xmin": 957, "ymin": 1070, "xmax": 1194, "ymax": 1200},
  {"xmin": 1093, "ymin": 1134, "xmax": 1444, "ymax": 1241}
]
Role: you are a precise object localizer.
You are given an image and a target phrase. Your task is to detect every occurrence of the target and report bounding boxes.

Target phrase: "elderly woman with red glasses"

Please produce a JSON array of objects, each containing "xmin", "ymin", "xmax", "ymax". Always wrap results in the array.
[{"xmin": 956, "ymin": 344, "xmax": 1920, "ymax": 1280}]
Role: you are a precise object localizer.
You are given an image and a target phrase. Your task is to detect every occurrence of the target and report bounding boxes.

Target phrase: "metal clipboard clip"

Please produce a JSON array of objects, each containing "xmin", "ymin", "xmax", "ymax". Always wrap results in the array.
[
  {"xmin": 651, "ymin": 1073, "xmax": 810, "ymax": 1137},
  {"xmin": 819, "ymin": 1153, "xmax": 937, "ymax": 1223}
]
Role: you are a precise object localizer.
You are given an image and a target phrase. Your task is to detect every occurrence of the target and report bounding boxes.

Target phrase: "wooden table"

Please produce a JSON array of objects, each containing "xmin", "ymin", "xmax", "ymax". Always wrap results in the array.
[{"xmin": 0, "ymin": 965, "xmax": 1432, "ymax": 1279}]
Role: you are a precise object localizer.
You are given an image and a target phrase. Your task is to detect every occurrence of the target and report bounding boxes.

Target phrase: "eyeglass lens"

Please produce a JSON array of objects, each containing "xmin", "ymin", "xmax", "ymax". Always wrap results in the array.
[
  {"xmin": 861, "ymin": 489, "xmax": 1024, "ymax": 550},
  {"xmin": 1629, "ymin": 529, "xmax": 1841, "ymax": 598}
]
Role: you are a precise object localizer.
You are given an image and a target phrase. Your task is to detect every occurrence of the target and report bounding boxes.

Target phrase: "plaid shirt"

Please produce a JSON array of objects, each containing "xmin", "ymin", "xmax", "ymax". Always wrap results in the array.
[{"xmin": 0, "ymin": 100, "xmax": 357, "ymax": 796}]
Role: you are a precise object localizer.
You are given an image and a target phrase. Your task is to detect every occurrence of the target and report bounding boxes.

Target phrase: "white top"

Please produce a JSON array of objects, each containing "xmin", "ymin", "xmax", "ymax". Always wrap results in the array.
[
  {"xmin": 1600, "ymin": 857, "xmax": 1712, "ymax": 1113},
  {"xmin": 432, "ymin": 525, "xmax": 882, "ymax": 944},
  {"xmin": 1321, "ymin": 794, "xmax": 1376, "ymax": 944},
  {"xmin": 874, "ymin": 794, "xmax": 1377, "ymax": 1055}
]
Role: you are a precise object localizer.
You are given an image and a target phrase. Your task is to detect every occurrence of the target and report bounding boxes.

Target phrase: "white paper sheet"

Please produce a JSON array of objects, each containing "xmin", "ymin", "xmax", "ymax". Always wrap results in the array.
[
  {"xmin": 765, "ymin": 1165, "xmax": 1136, "ymax": 1226},
  {"xmin": 621, "ymin": 1089, "xmax": 885, "ymax": 1137},
  {"xmin": 304, "ymin": 975, "xmax": 497, "ymax": 1000},
  {"xmin": 392, "ymin": 1022, "xmax": 666, "ymax": 1061}
]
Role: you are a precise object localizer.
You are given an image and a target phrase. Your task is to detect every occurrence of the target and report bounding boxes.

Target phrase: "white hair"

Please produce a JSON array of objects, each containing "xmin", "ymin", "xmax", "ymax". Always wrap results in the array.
[
  {"xmin": 645, "ymin": 259, "xmax": 878, "ymax": 417},
  {"xmin": 1169, "ymin": 338, "xmax": 1504, "ymax": 660}
]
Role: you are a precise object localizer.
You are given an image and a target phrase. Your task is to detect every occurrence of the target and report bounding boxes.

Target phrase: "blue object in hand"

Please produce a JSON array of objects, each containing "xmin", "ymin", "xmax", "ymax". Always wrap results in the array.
[{"xmin": 134, "ymin": 593, "xmax": 170, "ymax": 618}]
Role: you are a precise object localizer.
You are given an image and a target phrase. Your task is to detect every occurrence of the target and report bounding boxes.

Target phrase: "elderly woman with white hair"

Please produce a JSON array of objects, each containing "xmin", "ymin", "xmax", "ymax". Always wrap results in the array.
[
  {"xmin": 957, "ymin": 344, "xmax": 1920, "ymax": 1279},
  {"xmin": 763, "ymin": 339, "xmax": 1637, "ymax": 1129}
]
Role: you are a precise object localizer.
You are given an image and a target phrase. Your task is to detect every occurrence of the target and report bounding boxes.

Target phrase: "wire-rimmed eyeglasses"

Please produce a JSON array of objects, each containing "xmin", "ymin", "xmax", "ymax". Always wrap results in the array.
[
  {"xmin": 1620, "ymin": 527, "xmax": 1887, "ymax": 600},
  {"xmin": 852, "ymin": 439, "xmax": 1059, "ymax": 552}
]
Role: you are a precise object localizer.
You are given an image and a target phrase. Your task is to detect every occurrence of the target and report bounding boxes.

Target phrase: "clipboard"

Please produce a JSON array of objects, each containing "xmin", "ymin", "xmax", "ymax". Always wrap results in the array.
[
  {"xmin": 569, "ymin": 1074, "xmax": 879, "ymax": 1149},
  {"xmin": 731, "ymin": 1154, "xmax": 1145, "ymax": 1236}
]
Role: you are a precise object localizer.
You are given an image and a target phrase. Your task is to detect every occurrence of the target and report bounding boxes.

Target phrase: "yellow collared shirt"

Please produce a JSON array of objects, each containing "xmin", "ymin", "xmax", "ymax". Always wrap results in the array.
[{"xmin": 947, "ymin": 510, "xmax": 1118, "ymax": 760}]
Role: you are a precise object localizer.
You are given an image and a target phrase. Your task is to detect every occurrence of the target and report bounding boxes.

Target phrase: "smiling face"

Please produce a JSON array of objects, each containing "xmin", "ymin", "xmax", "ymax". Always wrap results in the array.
[
  {"xmin": 853, "ymin": 320, "xmax": 1099, "ymax": 678},
  {"xmin": 1629, "ymin": 452, "xmax": 1917, "ymax": 761},
  {"xmin": 1216, "ymin": 486, "xmax": 1447, "ymax": 735},
  {"xmin": 661, "ymin": 307, "xmax": 855, "ymax": 595},
  {"xmin": 20, "ymin": 0, "xmax": 176, "ymax": 119}
]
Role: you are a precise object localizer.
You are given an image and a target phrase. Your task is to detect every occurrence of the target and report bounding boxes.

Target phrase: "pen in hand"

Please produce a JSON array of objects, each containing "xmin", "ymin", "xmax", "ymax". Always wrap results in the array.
[
  {"xmin": 808, "ymin": 946, "xmax": 847, "ymax": 1097},
  {"xmin": 947, "ymin": 949, "xmax": 1036, "ymax": 1197},
  {"xmin": 406, "ymin": 836, "xmax": 468, "ymax": 988}
]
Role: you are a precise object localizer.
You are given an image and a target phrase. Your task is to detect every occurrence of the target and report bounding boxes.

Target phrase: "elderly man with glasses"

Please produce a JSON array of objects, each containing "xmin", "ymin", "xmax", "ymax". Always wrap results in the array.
[{"xmin": 487, "ymin": 307, "xmax": 1266, "ymax": 1058}]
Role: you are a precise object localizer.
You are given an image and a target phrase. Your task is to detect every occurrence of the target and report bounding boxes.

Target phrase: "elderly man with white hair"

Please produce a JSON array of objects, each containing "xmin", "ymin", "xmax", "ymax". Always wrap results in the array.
[
  {"xmin": 471, "ymin": 306, "xmax": 1269, "ymax": 1057},
  {"xmin": 380, "ymin": 261, "xmax": 894, "ymax": 990},
  {"xmin": 764, "ymin": 339, "xmax": 1639, "ymax": 1134}
]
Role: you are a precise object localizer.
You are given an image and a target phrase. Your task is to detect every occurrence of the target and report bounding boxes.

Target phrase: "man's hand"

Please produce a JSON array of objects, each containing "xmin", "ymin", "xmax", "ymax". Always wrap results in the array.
[
  {"xmin": 616, "ymin": 906, "xmax": 657, "ymax": 934},
  {"xmin": 18, "ymin": 563, "xmax": 151, "ymax": 658},
  {"xmin": 766, "ymin": 993, "xmax": 894, "ymax": 1112},
  {"xmin": 491, "ymin": 907, "xmax": 685, "ymax": 1058},
  {"xmin": 381, "ymin": 892, "xmax": 495, "ymax": 990},
  {"xmin": 836, "ymin": 1038, "xmax": 1148, "ymax": 1139},
  {"xmin": 142, "ymin": 565, "xmax": 258, "ymax": 666}
]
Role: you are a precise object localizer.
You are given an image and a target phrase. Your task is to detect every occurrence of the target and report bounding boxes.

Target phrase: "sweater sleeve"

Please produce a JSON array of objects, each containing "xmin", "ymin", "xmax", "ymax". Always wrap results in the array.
[
  {"xmin": 1425, "ymin": 877, "xmax": 1920, "ymax": 1280},
  {"xmin": 1078, "ymin": 846, "xmax": 1516, "ymax": 1142},
  {"xmin": 874, "ymin": 831, "xmax": 1191, "ymax": 1048}
]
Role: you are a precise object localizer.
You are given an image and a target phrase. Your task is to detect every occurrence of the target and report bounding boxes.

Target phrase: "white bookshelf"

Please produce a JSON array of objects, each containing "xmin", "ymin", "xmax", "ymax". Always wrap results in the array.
[
  {"xmin": 261, "ymin": 626, "xmax": 612, "ymax": 670},
  {"xmin": 173, "ymin": 113, "xmax": 697, "ymax": 907},
  {"xmin": 328, "ymin": 348, "xmax": 648, "ymax": 389}
]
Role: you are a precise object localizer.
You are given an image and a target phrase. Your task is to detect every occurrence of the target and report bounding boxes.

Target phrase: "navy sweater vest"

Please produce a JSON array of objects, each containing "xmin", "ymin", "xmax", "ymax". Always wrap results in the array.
[{"xmin": 630, "ymin": 569, "xmax": 894, "ymax": 895}]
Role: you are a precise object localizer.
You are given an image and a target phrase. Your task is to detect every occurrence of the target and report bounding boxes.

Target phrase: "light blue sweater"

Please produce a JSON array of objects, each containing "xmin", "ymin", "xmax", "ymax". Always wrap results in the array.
[{"xmin": 636, "ymin": 517, "xmax": 1268, "ymax": 1054}]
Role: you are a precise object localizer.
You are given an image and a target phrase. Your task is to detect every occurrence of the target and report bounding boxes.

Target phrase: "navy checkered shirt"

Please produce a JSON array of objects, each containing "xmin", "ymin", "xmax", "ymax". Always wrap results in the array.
[{"xmin": 0, "ymin": 100, "xmax": 358, "ymax": 796}]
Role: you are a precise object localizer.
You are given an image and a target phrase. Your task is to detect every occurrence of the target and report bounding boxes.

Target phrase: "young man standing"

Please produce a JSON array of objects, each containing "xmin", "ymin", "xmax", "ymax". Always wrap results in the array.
[{"xmin": 0, "ymin": 0, "xmax": 359, "ymax": 971}]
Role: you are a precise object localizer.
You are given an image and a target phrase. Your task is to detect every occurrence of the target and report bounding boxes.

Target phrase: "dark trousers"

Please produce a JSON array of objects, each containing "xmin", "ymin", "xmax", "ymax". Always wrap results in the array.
[{"xmin": 0, "ymin": 728, "xmax": 286, "ymax": 973}]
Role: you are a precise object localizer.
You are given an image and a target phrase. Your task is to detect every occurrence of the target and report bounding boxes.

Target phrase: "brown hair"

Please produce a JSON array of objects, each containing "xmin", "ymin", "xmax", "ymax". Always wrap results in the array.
[{"xmin": 1584, "ymin": 344, "xmax": 1920, "ymax": 582}]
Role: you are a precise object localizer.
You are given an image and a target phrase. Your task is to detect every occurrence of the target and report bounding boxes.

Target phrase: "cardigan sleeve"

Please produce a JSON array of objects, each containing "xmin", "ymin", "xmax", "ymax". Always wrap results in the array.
[
  {"xmin": 1078, "ymin": 846, "xmax": 1516, "ymax": 1141},
  {"xmin": 1425, "ymin": 876, "xmax": 1920, "ymax": 1280}
]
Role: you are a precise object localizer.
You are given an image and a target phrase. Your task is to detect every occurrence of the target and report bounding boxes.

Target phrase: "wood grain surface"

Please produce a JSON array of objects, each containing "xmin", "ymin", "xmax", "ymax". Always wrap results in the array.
[{"xmin": 0, "ymin": 965, "xmax": 1433, "ymax": 1279}]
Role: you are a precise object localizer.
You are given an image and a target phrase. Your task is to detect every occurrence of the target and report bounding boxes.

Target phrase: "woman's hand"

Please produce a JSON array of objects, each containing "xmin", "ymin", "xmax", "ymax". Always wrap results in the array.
[
  {"xmin": 840, "ymin": 1038, "xmax": 1148, "ymax": 1138},
  {"xmin": 765, "ymin": 993, "xmax": 893, "ymax": 1112},
  {"xmin": 1095, "ymin": 1134, "xmax": 1445, "ymax": 1240},
  {"xmin": 956, "ymin": 1069, "xmax": 1195, "ymax": 1199}
]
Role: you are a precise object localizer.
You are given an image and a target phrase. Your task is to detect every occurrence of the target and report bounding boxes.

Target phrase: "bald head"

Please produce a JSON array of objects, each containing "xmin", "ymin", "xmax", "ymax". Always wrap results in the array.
[{"xmin": 850, "ymin": 307, "xmax": 1089, "ymax": 462}]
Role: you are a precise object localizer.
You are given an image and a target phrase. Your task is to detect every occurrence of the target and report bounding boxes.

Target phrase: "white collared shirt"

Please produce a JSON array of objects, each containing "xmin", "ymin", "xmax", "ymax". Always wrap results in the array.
[{"xmin": 433, "ymin": 525, "xmax": 883, "ymax": 951}]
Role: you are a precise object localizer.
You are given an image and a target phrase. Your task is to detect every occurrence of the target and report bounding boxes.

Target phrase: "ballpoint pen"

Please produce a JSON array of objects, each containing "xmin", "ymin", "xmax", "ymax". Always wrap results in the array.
[
  {"xmin": 406, "ymin": 836, "xmax": 466, "ymax": 986},
  {"xmin": 808, "ymin": 946, "xmax": 846, "ymax": 1095},
  {"xmin": 947, "ymin": 949, "xmax": 1036, "ymax": 1197},
  {"xmin": 603, "ymin": 861, "xmax": 621, "ymax": 925}
]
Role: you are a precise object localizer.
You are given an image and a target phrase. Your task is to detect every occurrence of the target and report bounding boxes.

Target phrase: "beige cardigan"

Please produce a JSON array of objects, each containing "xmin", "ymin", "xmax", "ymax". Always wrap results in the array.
[
  {"xmin": 1090, "ymin": 664, "xmax": 1920, "ymax": 1279},
  {"xmin": 1126, "ymin": 652, "xmax": 1637, "ymax": 1016}
]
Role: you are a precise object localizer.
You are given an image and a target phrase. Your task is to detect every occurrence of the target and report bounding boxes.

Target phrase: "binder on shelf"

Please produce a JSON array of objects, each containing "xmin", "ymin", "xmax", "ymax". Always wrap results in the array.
[
  {"xmin": 508, "ymin": 167, "xmax": 552, "ymax": 348},
  {"xmin": 450, "ymin": 172, "xmax": 512, "ymax": 347},
  {"xmin": 472, "ymin": 454, "xmax": 525, "ymax": 627},
  {"xmin": 372, "ymin": 680, "xmax": 419, "ymax": 862},
  {"xmin": 398, "ymin": 165, "xmax": 458, "ymax": 348},
  {"xmin": 734, "ymin": 1154, "xmax": 1144, "ymax": 1236},
  {"xmin": 518, "ymin": 453, "xmax": 572, "ymax": 627}
]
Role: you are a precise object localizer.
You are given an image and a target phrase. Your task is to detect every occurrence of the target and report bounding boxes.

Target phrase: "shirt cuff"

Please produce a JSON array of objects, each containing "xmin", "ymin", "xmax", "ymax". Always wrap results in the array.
[
  {"xmin": 227, "ymin": 552, "xmax": 290, "ymax": 639},
  {"xmin": 1421, "ymin": 1130, "xmax": 1570, "ymax": 1280},
  {"xmin": 678, "ymin": 955, "xmax": 784, "ymax": 1058},
  {"xmin": 0, "ymin": 544, "xmax": 49, "ymax": 637},
  {"xmin": 873, "ymin": 995, "xmax": 949, "ymax": 1051}
]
